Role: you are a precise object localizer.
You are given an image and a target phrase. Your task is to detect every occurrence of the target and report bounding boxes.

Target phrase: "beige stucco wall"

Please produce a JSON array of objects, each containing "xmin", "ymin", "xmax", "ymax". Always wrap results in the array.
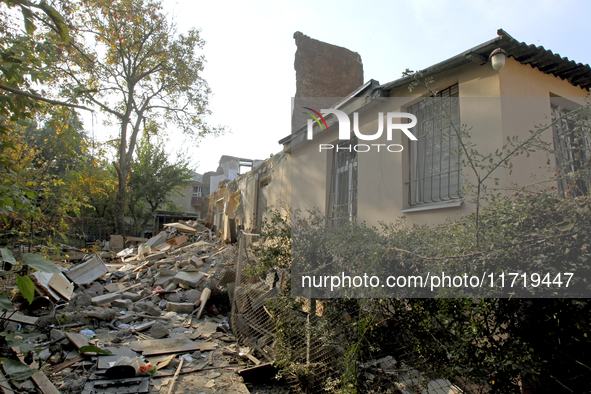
[
  {"xmin": 290, "ymin": 59, "xmax": 589, "ymax": 229},
  {"xmin": 203, "ymin": 153, "xmax": 292, "ymax": 241}
]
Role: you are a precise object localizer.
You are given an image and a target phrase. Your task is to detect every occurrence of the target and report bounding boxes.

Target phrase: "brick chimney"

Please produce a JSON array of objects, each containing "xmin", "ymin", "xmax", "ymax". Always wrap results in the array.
[{"xmin": 292, "ymin": 32, "xmax": 364, "ymax": 132}]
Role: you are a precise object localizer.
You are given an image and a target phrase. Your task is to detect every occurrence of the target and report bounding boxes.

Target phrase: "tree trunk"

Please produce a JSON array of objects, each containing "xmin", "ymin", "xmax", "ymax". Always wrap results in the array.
[{"xmin": 115, "ymin": 161, "xmax": 127, "ymax": 236}]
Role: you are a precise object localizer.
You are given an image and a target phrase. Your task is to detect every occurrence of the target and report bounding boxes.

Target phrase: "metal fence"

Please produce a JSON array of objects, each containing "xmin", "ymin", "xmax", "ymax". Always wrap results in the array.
[{"xmin": 230, "ymin": 230, "xmax": 483, "ymax": 393}]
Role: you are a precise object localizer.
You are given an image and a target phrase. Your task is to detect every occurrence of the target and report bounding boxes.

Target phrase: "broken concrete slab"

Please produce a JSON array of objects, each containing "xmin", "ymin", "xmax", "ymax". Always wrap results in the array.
[
  {"xmin": 133, "ymin": 320, "xmax": 156, "ymax": 332},
  {"xmin": 172, "ymin": 272, "xmax": 204, "ymax": 288},
  {"xmin": 130, "ymin": 337, "xmax": 199, "ymax": 356},
  {"xmin": 159, "ymin": 267, "xmax": 178, "ymax": 277},
  {"xmin": 104, "ymin": 283, "xmax": 126, "ymax": 292},
  {"xmin": 82, "ymin": 376, "xmax": 150, "ymax": 394},
  {"xmin": 65, "ymin": 253, "xmax": 109, "ymax": 285},
  {"xmin": 109, "ymin": 235, "xmax": 124, "ymax": 252},
  {"xmin": 112, "ymin": 299, "xmax": 132, "ymax": 309},
  {"xmin": 144, "ymin": 251, "xmax": 167, "ymax": 262},
  {"xmin": 117, "ymin": 312, "xmax": 135, "ymax": 324},
  {"xmin": 184, "ymin": 289, "xmax": 201, "ymax": 304},
  {"xmin": 146, "ymin": 232, "xmax": 167, "ymax": 250},
  {"xmin": 121, "ymin": 292, "xmax": 142, "ymax": 302},
  {"xmin": 91, "ymin": 293, "xmax": 119, "ymax": 306},
  {"xmin": 150, "ymin": 322, "xmax": 169, "ymax": 339},
  {"xmin": 7, "ymin": 312, "xmax": 38, "ymax": 326},
  {"xmin": 82, "ymin": 308, "xmax": 118, "ymax": 321},
  {"xmin": 166, "ymin": 302, "xmax": 194, "ymax": 314}
]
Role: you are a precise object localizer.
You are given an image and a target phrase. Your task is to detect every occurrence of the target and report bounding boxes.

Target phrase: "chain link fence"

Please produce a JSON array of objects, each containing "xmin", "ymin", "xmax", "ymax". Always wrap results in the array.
[{"xmin": 230, "ymin": 230, "xmax": 471, "ymax": 393}]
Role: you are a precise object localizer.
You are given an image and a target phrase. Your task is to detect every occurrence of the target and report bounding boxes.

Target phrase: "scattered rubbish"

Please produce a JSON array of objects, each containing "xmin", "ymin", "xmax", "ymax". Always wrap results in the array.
[
  {"xmin": 65, "ymin": 332, "xmax": 90, "ymax": 349},
  {"xmin": 146, "ymin": 232, "xmax": 167, "ymax": 250},
  {"xmin": 166, "ymin": 357, "xmax": 184, "ymax": 394},
  {"xmin": 130, "ymin": 337, "xmax": 199, "ymax": 356},
  {"xmin": 163, "ymin": 222, "xmax": 197, "ymax": 234},
  {"xmin": 0, "ymin": 225, "xmax": 275, "ymax": 393},
  {"xmin": 191, "ymin": 321, "xmax": 218, "ymax": 339},
  {"xmin": 116, "ymin": 247, "xmax": 134, "ymax": 258},
  {"xmin": 65, "ymin": 253, "xmax": 109, "ymax": 285},
  {"xmin": 195, "ymin": 288, "xmax": 211, "ymax": 320},
  {"xmin": 81, "ymin": 376, "xmax": 150, "ymax": 394}
]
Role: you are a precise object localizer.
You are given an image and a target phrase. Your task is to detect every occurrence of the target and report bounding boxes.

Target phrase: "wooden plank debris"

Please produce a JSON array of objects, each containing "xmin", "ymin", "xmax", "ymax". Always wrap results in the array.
[
  {"xmin": 65, "ymin": 332, "xmax": 90, "ymax": 349},
  {"xmin": 65, "ymin": 254, "xmax": 108, "ymax": 285},
  {"xmin": 167, "ymin": 235, "xmax": 187, "ymax": 247},
  {"xmin": 166, "ymin": 357, "xmax": 184, "ymax": 394},
  {"xmin": 190, "ymin": 321, "xmax": 218, "ymax": 339},
  {"xmin": 196, "ymin": 288, "xmax": 211, "ymax": 320},
  {"xmin": 48, "ymin": 272, "xmax": 74, "ymax": 300},
  {"xmin": 7, "ymin": 312, "xmax": 38, "ymax": 326},
  {"xmin": 130, "ymin": 337, "xmax": 199, "ymax": 356},
  {"xmin": 31, "ymin": 371, "xmax": 61, "ymax": 394},
  {"xmin": 153, "ymin": 243, "xmax": 172, "ymax": 252},
  {"xmin": 49, "ymin": 354, "xmax": 86, "ymax": 374},
  {"xmin": 163, "ymin": 222, "xmax": 197, "ymax": 234},
  {"xmin": 198, "ymin": 342, "xmax": 216, "ymax": 352},
  {"xmin": 31, "ymin": 272, "xmax": 61, "ymax": 300},
  {"xmin": 144, "ymin": 252, "xmax": 167, "ymax": 262},
  {"xmin": 10, "ymin": 344, "xmax": 59, "ymax": 394},
  {"xmin": 125, "ymin": 236, "xmax": 148, "ymax": 243}
]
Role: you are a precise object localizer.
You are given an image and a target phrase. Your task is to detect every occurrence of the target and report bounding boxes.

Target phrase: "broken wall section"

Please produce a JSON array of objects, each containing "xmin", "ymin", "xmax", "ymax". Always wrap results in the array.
[
  {"xmin": 292, "ymin": 31, "xmax": 364, "ymax": 132},
  {"xmin": 203, "ymin": 153, "xmax": 291, "ymax": 241}
]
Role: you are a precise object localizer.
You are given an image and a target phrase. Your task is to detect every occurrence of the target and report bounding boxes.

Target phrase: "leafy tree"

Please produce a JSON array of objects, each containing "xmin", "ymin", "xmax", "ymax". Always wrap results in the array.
[
  {"xmin": 1, "ymin": 108, "xmax": 88, "ymax": 245},
  {"xmin": 72, "ymin": 152, "xmax": 118, "ymax": 220},
  {"xmin": 127, "ymin": 133, "xmax": 193, "ymax": 231},
  {"xmin": 60, "ymin": 0, "xmax": 221, "ymax": 234},
  {"xmin": 0, "ymin": 0, "xmax": 90, "ymax": 222}
]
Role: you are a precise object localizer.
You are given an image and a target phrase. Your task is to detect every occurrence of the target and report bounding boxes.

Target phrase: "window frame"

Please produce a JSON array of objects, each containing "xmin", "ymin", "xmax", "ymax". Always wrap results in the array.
[
  {"xmin": 328, "ymin": 136, "xmax": 358, "ymax": 227},
  {"xmin": 192, "ymin": 185, "xmax": 202, "ymax": 198},
  {"xmin": 551, "ymin": 98, "xmax": 591, "ymax": 196},
  {"xmin": 406, "ymin": 84, "xmax": 463, "ymax": 208}
]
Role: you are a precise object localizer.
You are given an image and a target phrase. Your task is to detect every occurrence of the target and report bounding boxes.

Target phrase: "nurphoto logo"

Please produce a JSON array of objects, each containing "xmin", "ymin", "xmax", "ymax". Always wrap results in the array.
[{"xmin": 303, "ymin": 108, "xmax": 418, "ymax": 152}]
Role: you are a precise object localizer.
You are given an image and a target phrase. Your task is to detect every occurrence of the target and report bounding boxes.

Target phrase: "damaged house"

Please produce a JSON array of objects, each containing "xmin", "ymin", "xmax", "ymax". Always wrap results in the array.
[
  {"xmin": 283, "ymin": 29, "xmax": 591, "ymax": 228},
  {"xmin": 205, "ymin": 29, "xmax": 590, "ymax": 242}
]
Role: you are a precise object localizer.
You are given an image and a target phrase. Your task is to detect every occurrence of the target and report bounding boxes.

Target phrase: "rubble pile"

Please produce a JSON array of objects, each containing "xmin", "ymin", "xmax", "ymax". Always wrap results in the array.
[{"xmin": 0, "ymin": 222, "xmax": 278, "ymax": 394}]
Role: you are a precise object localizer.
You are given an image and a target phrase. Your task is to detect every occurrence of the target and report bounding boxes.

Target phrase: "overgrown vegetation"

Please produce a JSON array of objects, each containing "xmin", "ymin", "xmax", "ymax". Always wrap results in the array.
[
  {"xmin": 254, "ymin": 93, "xmax": 591, "ymax": 392},
  {"xmin": 257, "ymin": 191, "xmax": 591, "ymax": 393}
]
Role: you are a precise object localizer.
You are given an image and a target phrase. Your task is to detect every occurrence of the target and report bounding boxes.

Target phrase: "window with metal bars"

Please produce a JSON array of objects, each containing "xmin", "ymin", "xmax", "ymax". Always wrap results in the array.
[
  {"xmin": 552, "ymin": 103, "xmax": 591, "ymax": 196},
  {"xmin": 192, "ymin": 186, "xmax": 202, "ymax": 197},
  {"xmin": 328, "ymin": 136, "xmax": 358, "ymax": 227},
  {"xmin": 407, "ymin": 84, "xmax": 462, "ymax": 206}
]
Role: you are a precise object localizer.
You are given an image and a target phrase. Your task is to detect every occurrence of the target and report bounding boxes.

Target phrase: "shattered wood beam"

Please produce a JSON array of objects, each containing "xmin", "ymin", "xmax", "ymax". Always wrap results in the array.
[{"xmin": 166, "ymin": 358, "xmax": 184, "ymax": 394}]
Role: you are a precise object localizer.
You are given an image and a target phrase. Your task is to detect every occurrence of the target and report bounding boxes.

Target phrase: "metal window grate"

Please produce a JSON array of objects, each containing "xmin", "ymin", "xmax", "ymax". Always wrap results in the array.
[
  {"xmin": 552, "ymin": 105, "xmax": 591, "ymax": 196},
  {"xmin": 407, "ymin": 85, "xmax": 462, "ymax": 206},
  {"xmin": 328, "ymin": 137, "xmax": 358, "ymax": 227}
]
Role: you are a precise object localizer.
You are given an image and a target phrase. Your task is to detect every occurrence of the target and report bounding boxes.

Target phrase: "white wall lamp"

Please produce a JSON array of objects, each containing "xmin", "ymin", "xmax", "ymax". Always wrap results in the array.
[{"xmin": 489, "ymin": 48, "xmax": 507, "ymax": 71}]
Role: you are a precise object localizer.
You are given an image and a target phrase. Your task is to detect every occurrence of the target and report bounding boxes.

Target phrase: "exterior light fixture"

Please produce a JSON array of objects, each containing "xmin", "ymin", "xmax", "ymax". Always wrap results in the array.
[{"xmin": 489, "ymin": 48, "xmax": 507, "ymax": 71}]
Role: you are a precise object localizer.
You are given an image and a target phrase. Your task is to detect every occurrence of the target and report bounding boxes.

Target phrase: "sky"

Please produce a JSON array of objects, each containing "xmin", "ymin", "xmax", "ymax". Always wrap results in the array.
[{"xmin": 89, "ymin": 0, "xmax": 591, "ymax": 174}]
